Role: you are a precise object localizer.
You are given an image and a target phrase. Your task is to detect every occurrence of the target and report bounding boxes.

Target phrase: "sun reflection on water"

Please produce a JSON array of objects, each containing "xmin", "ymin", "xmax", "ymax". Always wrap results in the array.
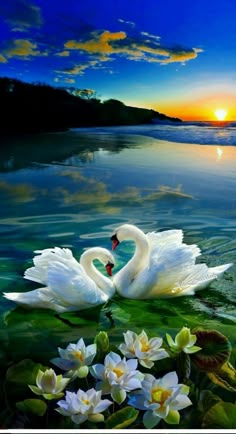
[{"xmin": 217, "ymin": 147, "xmax": 223, "ymax": 160}]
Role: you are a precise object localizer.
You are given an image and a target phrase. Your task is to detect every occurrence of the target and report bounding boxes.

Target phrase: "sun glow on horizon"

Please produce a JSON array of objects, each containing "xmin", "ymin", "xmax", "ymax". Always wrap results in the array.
[{"xmin": 214, "ymin": 108, "xmax": 228, "ymax": 121}]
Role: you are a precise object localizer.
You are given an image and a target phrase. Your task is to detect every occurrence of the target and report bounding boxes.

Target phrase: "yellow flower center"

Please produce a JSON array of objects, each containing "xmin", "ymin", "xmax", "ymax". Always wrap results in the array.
[
  {"xmin": 72, "ymin": 350, "xmax": 84, "ymax": 361},
  {"xmin": 82, "ymin": 398, "xmax": 90, "ymax": 405},
  {"xmin": 113, "ymin": 367, "xmax": 124, "ymax": 378},
  {"xmin": 151, "ymin": 388, "xmax": 171, "ymax": 407},
  {"xmin": 141, "ymin": 341, "xmax": 150, "ymax": 352}
]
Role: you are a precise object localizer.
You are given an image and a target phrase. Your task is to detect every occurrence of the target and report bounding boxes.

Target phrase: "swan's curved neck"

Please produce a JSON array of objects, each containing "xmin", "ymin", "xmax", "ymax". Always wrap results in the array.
[
  {"xmin": 80, "ymin": 250, "xmax": 114, "ymax": 297},
  {"xmin": 121, "ymin": 227, "xmax": 150, "ymax": 275}
]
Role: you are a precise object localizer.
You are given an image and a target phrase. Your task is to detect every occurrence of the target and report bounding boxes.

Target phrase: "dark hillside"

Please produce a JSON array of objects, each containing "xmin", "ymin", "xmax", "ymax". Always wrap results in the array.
[{"xmin": 0, "ymin": 78, "xmax": 181, "ymax": 135}]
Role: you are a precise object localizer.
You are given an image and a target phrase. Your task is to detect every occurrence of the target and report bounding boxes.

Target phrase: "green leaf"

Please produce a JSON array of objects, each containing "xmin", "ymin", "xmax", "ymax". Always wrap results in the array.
[
  {"xmin": 202, "ymin": 402, "xmax": 236, "ymax": 428},
  {"xmin": 164, "ymin": 410, "xmax": 180, "ymax": 425},
  {"xmin": 106, "ymin": 406, "xmax": 139, "ymax": 429},
  {"xmin": 198, "ymin": 390, "xmax": 222, "ymax": 413},
  {"xmin": 6, "ymin": 359, "xmax": 47, "ymax": 397},
  {"xmin": 42, "ymin": 392, "xmax": 64, "ymax": 400},
  {"xmin": 16, "ymin": 399, "xmax": 47, "ymax": 416},
  {"xmin": 207, "ymin": 361, "xmax": 236, "ymax": 392}
]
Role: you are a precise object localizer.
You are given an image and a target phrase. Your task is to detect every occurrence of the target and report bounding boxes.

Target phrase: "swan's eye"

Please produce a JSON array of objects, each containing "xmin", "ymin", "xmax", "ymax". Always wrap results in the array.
[
  {"xmin": 105, "ymin": 261, "xmax": 114, "ymax": 276},
  {"xmin": 111, "ymin": 234, "xmax": 120, "ymax": 250}
]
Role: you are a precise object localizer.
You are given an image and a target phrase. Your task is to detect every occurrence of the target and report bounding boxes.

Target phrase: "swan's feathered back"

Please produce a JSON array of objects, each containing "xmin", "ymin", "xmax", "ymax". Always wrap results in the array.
[
  {"xmin": 112, "ymin": 224, "xmax": 232, "ymax": 299},
  {"xmin": 39, "ymin": 260, "xmax": 106, "ymax": 308},
  {"xmin": 24, "ymin": 247, "xmax": 78, "ymax": 285}
]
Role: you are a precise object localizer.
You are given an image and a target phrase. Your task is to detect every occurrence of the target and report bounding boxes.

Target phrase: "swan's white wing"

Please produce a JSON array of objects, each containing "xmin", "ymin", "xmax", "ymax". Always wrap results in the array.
[
  {"xmin": 147, "ymin": 230, "xmax": 201, "ymax": 266},
  {"xmin": 146, "ymin": 229, "xmax": 184, "ymax": 251},
  {"xmin": 133, "ymin": 243, "xmax": 201, "ymax": 298},
  {"xmin": 24, "ymin": 247, "xmax": 79, "ymax": 285},
  {"xmin": 42, "ymin": 261, "xmax": 106, "ymax": 308},
  {"xmin": 167, "ymin": 263, "xmax": 220, "ymax": 296}
]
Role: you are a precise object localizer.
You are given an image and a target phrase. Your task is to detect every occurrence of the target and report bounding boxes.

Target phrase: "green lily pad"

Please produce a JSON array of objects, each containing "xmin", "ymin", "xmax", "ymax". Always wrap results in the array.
[
  {"xmin": 198, "ymin": 390, "xmax": 222, "ymax": 413},
  {"xmin": 207, "ymin": 361, "xmax": 236, "ymax": 392},
  {"xmin": 16, "ymin": 398, "xmax": 47, "ymax": 416},
  {"xmin": 202, "ymin": 402, "xmax": 236, "ymax": 428},
  {"xmin": 106, "ymin": 406, "xmax": 139, "ymax": 429},
  {"xmin": 191, "ymin": 329, "xmax": 231, "ymax": 371},
  {"xmin": 6, "ymin": 359, "xmax": 47, "ymax": 398}
]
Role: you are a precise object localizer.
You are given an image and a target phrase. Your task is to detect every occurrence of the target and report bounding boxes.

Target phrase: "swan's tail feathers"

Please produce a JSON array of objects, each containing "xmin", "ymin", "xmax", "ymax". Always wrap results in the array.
[
  {"xmin": 3, "ymin": 292, "xmax": 22, "ymax": 302},
  {"xmin": 172, "ymin": 262, "xmax": 232, "ymax": 297},
  {"xmin": 24, "ymin": 266, "xmax": 47, "ymax": 285},
  {"xmin": 3, "ymin": 288, "xmax": 69, "ymax": 312},
  {"xmin": 209, "ymin": 263, "xmax": 233, "ymax": 277},
  {"xmin": 4, "ymin": 288, "xmax": 46, "ymax": 308},
  {"xmin": 33, "ymin": 247, "xmax": 77, "ymax": 267}
]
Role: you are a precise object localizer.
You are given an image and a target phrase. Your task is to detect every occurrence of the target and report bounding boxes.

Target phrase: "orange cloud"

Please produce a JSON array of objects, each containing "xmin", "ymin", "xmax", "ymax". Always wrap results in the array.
[
  {"xmin": 64, "ymin": 30, "xmax": 202, "ymax": 65},
  {"xmin": 55, "ymin": 64, "xmax": 90, "ymax": 76},
  {"xmin": 0, "ymin": 54, "xmax": 7, "ymax": 63},
  {"xmin": 65, "ymin": 30, "xmax": 126, "ymax": 60},
  {"xmin": 3, "ymin": 39, "xmax": 48, "ymax": 59},
  {"xmin": 55, "ymin": 50, "xmax": 70, "ymax": 57}
]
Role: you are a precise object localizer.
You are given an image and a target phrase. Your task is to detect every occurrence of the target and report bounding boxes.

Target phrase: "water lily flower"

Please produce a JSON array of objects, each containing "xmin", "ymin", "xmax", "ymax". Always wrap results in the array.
[
  {"xmin": 128, "ymin": 371, "xmax": 192, "ymax": 428},
  {"xmin": 29, "ymin": 368, "xmax": 70, "ymax": 400},
  {"xmin": 90, "ymin": 351, "xmax": 143, "ymax": 404},
  {"xmin": 119, "ymin": 330, "xmax": 169, "ymax": 368},
  {"xmin": 166, "ymin": 327, "xmax": 201, "ymax": 354},
  {"xmin": 51, "ymin": 338, "xmax": 97, "ymax": 378},
  {"xmin": 56, "ymin": 388, "xmax": 112, "ymax": 424}
]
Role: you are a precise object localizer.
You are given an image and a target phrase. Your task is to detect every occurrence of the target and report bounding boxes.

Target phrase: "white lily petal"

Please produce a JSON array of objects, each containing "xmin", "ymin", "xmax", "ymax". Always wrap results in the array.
[
  {"xmin": 155, "ymin": 404, "xmax": 169, "ymax": 419},
  {"xmin": 105, "ymin": 352, "xmax": 121, "ymax": 365},
  {"xmin": 55, "ymin": 377, "xmax": 70, "ymax": 392},
  {"xmin": 90, "ymin": 363, "xmax": 105, "ymax": 380},
  {"xmin": 36, "ymin": 370, "xmax": 44, "ymax": 388},
  {"xmin": 119, "ymin": 343, "xmax": 134, "ymax": 357},
  {"xmin": 125, "ymin": 377, "xmax": 142, "ymax": 391},
  {"xmin": 149, "ymin": 337, "xmax": 163, "ymax": 348},
  {"xmin": 126, "ymin": 358, "xmax": 138, "ymax": 370},
  {"xmin": 170, "ymin": 395, "xmax": 192, "ymax": 410},
  {"xmin": 140, "ymin": 359, "xmax": 154, "ymax": 369},
  {"xmin": 124, "ymin": 330, "xmax": 137, "ymax": 346},
  {"xmin": 161, "ymin": 371, "xmax": 178, "ymax": 387},
  {"xmin": 143, "ymin": 410, "xmax": 160, "ymax": 429},
  {"xmin": 188, "ymin": 334, "xmax": 197, "ymax": 346},
  {"xmin": 93, "ymin": 398, "xmax": 112, "ymax": 413},
  {"xmin": 71, "ymin": 414, "xmax": 88, "ymax": 425}
]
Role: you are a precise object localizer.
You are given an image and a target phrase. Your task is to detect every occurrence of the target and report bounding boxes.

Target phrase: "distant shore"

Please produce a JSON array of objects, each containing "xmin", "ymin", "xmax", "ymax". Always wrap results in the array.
[{"xmin": 0, "ymin": 77, "xmax": 181, "ymax": 136}]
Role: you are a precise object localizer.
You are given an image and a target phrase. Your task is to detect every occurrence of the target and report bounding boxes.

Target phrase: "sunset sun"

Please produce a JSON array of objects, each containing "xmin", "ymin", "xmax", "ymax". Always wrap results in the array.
[{"xmin": 215, "ymin": 109, "xmax": 227, "ymax": 121}]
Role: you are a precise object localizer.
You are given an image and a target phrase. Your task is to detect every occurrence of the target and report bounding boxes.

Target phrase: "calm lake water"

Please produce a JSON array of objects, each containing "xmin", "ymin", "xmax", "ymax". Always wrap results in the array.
[{"xmin": 0, "ymin": 126, "xmax": 235, "ymax": 367}]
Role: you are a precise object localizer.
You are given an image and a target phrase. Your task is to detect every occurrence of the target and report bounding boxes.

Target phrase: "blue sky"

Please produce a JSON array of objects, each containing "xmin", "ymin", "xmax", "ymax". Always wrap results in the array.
[{"xmin": 1, "ymin": 0, "xmax": 236, "ymax": 119}]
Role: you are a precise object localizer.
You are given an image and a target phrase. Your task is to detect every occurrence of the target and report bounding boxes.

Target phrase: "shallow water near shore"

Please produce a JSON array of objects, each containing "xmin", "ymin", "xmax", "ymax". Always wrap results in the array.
[{"xmin": 0, "ymin": 127, "xmax": 235, "ymax": 381}]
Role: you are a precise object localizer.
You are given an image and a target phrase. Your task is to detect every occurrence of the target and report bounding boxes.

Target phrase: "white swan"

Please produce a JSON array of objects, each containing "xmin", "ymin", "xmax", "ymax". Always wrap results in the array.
[
  {"xmin": 4, "ymin": 247, "xmax": 115, "ymax": 312},
  {"xmin": 111, "ymin": 224, "xmax": 232, "ymax": 299}
]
